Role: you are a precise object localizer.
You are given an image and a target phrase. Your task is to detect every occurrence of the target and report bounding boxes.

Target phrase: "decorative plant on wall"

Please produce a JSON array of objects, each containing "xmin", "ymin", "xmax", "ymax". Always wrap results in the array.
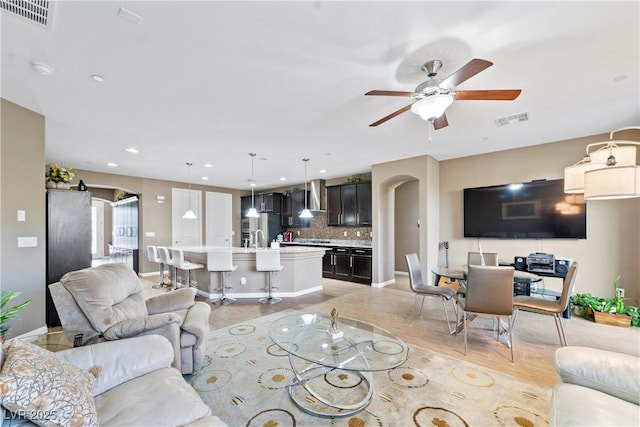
[{"xmin": 0, "ymin": 291, "xmax": 31, "ymax": 342}]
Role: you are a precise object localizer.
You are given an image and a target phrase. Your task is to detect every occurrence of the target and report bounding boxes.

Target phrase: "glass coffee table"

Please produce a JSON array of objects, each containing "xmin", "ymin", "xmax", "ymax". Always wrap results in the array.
[{"xmin": 269, "ymin": 313, "xmax": 408, "ymax": 417}]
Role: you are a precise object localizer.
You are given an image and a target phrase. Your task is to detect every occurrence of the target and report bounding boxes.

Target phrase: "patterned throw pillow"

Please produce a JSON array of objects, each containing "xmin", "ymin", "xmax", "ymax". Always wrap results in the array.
[{"xmin": 0, "ymin": 339, "xmax": 98, "ymax": 427}]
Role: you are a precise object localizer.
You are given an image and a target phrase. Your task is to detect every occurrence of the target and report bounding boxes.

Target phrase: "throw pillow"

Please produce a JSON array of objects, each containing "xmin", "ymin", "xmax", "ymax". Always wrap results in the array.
[{"xmin": 0, "ymin": 339, "xmax": 98, "ymax": 427}]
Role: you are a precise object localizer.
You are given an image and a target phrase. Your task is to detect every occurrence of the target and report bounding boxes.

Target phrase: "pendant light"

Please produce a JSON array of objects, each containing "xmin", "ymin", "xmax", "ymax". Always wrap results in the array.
[
  {"xmin": 299, "ymin": 158, "xmax": 313, "ymax": 218},
  {"xmin": 182, "ymin": 162, "xmax": 197, "ymax": 219},
  {"xmin": 246, "ymin": 153, "xmax": 259, "ymax": 218}
]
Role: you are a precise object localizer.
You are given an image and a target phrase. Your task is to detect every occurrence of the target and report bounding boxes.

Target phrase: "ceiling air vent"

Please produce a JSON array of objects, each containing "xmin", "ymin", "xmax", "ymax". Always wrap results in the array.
[
  {"xmin": 495, "ymin": 112, "xmax": 530, "ymax": 127},
  {"xmin": 1, "ymin": 0, "xmax": 53, "ymax": 28}
]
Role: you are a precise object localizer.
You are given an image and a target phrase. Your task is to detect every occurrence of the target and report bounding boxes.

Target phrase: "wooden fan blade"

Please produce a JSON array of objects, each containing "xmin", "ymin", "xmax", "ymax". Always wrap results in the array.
[
  {"xmin": 365, "ymin": 90, "xmax": 414, "ymax": 97},
  {"xmin": 369, "ymin": 104, "xmax": 412, "ymax": 127},
  {"xmin": 433, "ymin": 114, "xmax": 449, "ymax": 130},
  {"xmin": 440, "ymin": 58, "xmax": 493, "ymax": 89},
  {"xmin": 455, "ymin": 89, "xmax": 522, "ymax": 101}
]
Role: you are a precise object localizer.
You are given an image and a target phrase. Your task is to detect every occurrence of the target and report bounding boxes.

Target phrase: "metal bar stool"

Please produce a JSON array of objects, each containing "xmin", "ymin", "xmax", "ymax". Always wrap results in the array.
[
  {"xmin": 146, "ymin": 245, "xmax": 169, "ymax": 288},
  {"xmin": 207, "ymin": 250, "xmax": 238, "ymax": 305},
  {"xmin": 170, "ymin": 248, "xmax": 204, "ymax": 289},
  {"xmin": 256, "ymin": 249, "xmax": 283, "ymax": 304},
  {"xmin": 157, "ymin": 246, "xmax": 177, "ymax": 289}
]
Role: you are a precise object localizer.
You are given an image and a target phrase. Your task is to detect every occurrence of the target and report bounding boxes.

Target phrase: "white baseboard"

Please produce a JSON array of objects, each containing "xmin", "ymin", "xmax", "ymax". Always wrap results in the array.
[
  {"xmin": 371, "ymin": 278, "xmax": 395, "ymax": 288},
  {"xmin": 197, "ymin": 286, "xmax": 323, "ymax": 300}
]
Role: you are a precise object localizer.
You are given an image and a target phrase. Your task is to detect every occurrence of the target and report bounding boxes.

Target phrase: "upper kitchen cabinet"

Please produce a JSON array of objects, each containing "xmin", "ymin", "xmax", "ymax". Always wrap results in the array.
[
  {"xmin": 281, "ymin": 190, "xmax": 310, "ymax": 228},
  {"xmin": 327, "ymin": 182, "xmax": 372, "ymax": 226},
  {"xmin": 241, "ymin": 192, "xmax": 283, "ymax": 217}
]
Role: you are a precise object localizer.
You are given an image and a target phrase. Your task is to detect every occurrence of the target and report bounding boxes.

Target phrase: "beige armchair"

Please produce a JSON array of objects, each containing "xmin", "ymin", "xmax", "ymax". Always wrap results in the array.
[{"xmin": 49, "ymin": 263, "xmax": 211, "ymax": 374}]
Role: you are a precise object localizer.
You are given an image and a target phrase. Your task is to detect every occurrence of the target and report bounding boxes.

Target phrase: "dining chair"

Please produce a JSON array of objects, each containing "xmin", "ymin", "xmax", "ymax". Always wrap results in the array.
[
  {"xmin": 512, "ymin": 262, "xmax": 578, "ymax": 346},
  {"xmin": 468, "ymin": 251, "xmax": 499, "ymax": 266},
  {"xmin": 405, "ymin": 253, "xmax": 458, "ymax": 334},
  {"xmin": 461, "ymin": 265, "xmax": 515, "ymax": 362}
]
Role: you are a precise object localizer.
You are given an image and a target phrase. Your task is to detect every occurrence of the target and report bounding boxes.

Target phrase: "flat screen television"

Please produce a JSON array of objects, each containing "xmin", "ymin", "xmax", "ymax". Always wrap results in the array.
[{"xmin": 463, "ymin": 179, "xmax": 586, "ymax": 239}]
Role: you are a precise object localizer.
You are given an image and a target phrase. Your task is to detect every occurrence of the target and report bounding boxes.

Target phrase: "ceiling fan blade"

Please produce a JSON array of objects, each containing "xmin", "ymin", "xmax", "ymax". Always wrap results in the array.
[
  {"xmin": 440, "ymin": 58, "xmax": 493, "ymax": 89},
  {"xmin": 369, "ymin": 104, "xmax": 412, "ymax": 127},
  {"xmin": 433, "ymin": 114, "xmax": 449, "ymax": 130},
  {"xmin": 455, "ymin": 89, "xmax": 522, "ymax": 101},
  {"xmin": 365, "ymin": 90, "xmax": 414, "ymax": 97}
]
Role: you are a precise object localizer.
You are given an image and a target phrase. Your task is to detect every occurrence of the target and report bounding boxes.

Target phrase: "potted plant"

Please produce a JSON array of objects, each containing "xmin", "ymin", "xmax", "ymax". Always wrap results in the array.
[
  {"xmin": 570, "ymin": 275, "xmax": 636, "ymax": 328},
  {"xmin": 46, "ymin": 163, "xmax": 75, "ymax": 189},
  {"xmin": 0, "ymin": 291, "xmax": 31, "ymax": 342}
]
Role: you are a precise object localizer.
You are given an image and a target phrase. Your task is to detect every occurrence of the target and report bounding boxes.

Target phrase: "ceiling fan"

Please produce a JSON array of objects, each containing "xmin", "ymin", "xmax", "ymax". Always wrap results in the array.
[{"xmin": 365, "ymin": 58, "xmax": 521, "ymax": 130}]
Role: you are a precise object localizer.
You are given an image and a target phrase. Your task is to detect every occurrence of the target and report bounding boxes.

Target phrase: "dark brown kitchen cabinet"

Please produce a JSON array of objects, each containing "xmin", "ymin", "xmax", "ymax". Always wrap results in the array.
[
  {"xmin": 242, "ymin": 193, "xmax": 283, "ymax": 216},
  {"xmin": 281, "ymin": 190, "xmax": 310, "ymax": 228},
  {"xmin": 327, "ymin": 182, "xmax": 372, "ymax": 226},
  {"xmin": 323, "ymin": 247, "xmax": 352, "ymax": 280},
  {"xmin": 350, "ymin": 248, "xmax": 373, "ymax": 283}
]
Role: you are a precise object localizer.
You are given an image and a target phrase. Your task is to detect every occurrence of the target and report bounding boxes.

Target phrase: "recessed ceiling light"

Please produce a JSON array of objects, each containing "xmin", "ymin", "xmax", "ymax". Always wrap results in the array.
[
  {"xmin": 125, "ymin": 148, "xmax": 139, "ymax": 153},
  {"xmin": 201, "ymin": 176, "xmax": 209, "ymax": 181},
  {"xmin": 117, "ymin": 7, "xmax": 144, "ymax": 25},
  {"xmin": 107, "ymin": 162, "xmax": 118, "ymax": 167},
  {"xmin": 614, "ymin": 74, "xmax": 628, "ymax": 82},
  {"xmin": 319, "ymin": 169, "xmax": 326, "ymax": 174},
  {"xmin": 250, "ymin": 182, "xmax": 256, "ymax": 187},
  {"xmin": 204, "ymin": 163, "xmax": 213, "ymax": 168},
  {"xmin": 32, "ymin": 62, "xmax": 54, "ymax": 76},
  {"xmin": 91, "ymin": 75, "xmax": 105, "ymax": 82},
  {"xmin": 280, "ymin": 177, "xmax": 286, "ymax": 181}
]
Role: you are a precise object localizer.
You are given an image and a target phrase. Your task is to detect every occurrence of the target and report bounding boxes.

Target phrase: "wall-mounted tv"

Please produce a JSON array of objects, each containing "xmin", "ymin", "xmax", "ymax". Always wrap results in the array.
[{"xmin": 463, "ymin": 179, "xmax": 586, "ymax": 239}]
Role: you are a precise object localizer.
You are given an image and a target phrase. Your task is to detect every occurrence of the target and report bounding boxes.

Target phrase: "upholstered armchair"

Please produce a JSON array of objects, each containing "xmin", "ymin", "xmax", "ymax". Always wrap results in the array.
[{"xmin": 49, "ymin": 263, "xmax": 211, "ymax": 374}]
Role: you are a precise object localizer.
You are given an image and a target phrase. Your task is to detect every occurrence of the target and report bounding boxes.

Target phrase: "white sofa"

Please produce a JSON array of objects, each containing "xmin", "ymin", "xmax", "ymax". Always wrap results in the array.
[
  {"xmin": 551, "ymin": 346, "xmax": 640, "ymax": 426},
  {"xmin": 1, "ymin": 335, "xmax": 226, "ymax": 426}
]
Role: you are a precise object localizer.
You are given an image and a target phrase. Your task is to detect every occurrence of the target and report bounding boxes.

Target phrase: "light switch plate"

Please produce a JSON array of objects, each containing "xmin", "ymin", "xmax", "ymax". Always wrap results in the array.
[
  {"xmin": 17, "ymin": 210, "xmax": 26, "ymax": 222},
  {"xmin": 145, "ymin": 231, "xmax": 155, "ymax": 237},
  {"xmin": 18, "ymin": 236, "xmax": 37, "ymax": 248}
]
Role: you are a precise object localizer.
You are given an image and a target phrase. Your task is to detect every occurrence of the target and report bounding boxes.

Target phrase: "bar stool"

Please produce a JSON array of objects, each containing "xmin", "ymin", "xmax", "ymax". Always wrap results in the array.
[
  {"xmin": 207, "ymin": 250, "xmax": 238, "ymax": 305},
  {"xmin": 170, "ymin": 248, "xmax": 204, "ymax": 289},
  {"xmin": 157, "ymin": 246, "xmax": 177, "ymax": 289},
  {"xmin": 256, "ymin": 249, "xmax": 283, "ymax": 304},
  {"xmin": 146, "ymin": 245, "xmax": 168, "ymax": 288}
]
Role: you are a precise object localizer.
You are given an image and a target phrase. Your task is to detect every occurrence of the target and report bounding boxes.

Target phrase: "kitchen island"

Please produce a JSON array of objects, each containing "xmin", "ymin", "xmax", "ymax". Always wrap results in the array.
[{"xmin": 175, "ymin": 246, "xmax": 328, "ymax": 300}]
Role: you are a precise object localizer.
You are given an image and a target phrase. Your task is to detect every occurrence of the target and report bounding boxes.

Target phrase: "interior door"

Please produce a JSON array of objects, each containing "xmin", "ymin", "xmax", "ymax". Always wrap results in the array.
[
  {"xmin": 172, "ymin": 188, "xmax": 202, "ymax": 247},
  {"xmin": 206, "ymin": 191, "xmax": 232, "ymax": 247}
]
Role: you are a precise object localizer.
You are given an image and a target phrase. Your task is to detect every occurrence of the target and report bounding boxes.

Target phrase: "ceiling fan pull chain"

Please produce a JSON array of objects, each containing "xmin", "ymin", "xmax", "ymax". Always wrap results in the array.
[{"xmin": 427, "ymin": 121, "xmax": 433, "ymax": 144}]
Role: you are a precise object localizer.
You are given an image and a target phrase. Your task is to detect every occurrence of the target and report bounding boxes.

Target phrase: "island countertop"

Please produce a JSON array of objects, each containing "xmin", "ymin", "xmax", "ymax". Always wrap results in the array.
[{"xmin": 175, "ymin": 246, "xmax": 326, "ymax": 299}]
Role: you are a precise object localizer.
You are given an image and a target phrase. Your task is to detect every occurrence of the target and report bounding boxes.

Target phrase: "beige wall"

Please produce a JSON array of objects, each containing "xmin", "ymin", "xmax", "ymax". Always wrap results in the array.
[
  {"xmin": 438, "ymin": 133, "xmax": 640, "ymax": 301},
  {"xmin": 372, "ymin": 155, "xmax": 439, "ymax": 286},
  {"xmin": 73, "ymin": 170, "xmax": 246, "ymax": 274},
  {"xmin": 395, "ymin": 180, "xmax": 419, "ymax": 271},
  {"xmin": 1, "ymin": 99, "xmax": 46, "ymax": 336}
]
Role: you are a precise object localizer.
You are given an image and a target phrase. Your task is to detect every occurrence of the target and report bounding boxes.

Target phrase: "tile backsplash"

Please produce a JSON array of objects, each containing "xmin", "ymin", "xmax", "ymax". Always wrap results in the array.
[{"xmin": 287, "ymin": 211, "xmax": 372, "ymax": 241}]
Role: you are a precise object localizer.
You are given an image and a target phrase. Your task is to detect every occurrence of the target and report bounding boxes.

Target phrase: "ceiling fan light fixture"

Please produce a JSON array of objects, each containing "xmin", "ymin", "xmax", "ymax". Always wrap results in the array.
[{"xmin": 410, "ymin": 94, "xmax": 454, "ymax": 121}]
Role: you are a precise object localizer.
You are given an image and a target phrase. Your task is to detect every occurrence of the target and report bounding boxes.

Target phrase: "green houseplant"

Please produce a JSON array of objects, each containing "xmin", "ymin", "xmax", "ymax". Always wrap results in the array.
[
  {"xmin": 0, "ymin": 291, "xmax": 31, "ymax": 342},
  {"xmin": 570, "ymin": 275, "xmax": 638, "ymax": 327}
]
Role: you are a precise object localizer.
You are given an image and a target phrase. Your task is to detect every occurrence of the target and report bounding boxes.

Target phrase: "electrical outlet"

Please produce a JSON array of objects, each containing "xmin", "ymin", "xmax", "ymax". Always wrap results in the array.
[
  {"xmin": 618, "ymin": 288, "xmax": 625, "ymax": 298},
  {"xmin": 343, "ymin": 231, "xmax": 347, "ymax": 237},
  {"xmin": 240, "ymin": 277, "xmax": 247, "ymax": 285},
  {"xmin": 356, "ymin": 231, "xmax": 361, "ymax": 237}
]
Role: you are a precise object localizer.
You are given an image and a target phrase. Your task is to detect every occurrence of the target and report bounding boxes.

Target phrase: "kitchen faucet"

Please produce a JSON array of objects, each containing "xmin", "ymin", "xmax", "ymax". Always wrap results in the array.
[{"xmin": 254, "ymin": 229, "xmax": 265, "ymax": 250}]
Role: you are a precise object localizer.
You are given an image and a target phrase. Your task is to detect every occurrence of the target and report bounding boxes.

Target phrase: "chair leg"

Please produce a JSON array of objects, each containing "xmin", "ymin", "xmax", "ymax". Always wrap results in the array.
[
  {"xmin": 511, "ymin": 307, "xmax": 519, "ymax": 329},
  {"xmin": 463, "ymin": 311, "xmax": 468, "ymax": 356},
  {"xmin": 153, "ymin": 262, "xmax": 166, "ymax": 289},
  {"xmin": 554, "ymin": 313, "xmax": 568, "ymax": 346},
  {"xmin": 418, "ymin": 295, "xmax": 426, "ymax": 317},
  {"xmin": 441, "ymin": 297, "xmax": 457, "ymax": 335},
  {"xmin": 508, "ymin": 316, "xmax": 514, "ymax": 363}
]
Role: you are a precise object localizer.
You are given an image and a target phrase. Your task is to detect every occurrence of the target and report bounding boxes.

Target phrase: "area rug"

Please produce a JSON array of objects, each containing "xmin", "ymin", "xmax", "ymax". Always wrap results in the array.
[{"xmin": 187, "ymin": 310, "xmax": 551, "ymax": 426}]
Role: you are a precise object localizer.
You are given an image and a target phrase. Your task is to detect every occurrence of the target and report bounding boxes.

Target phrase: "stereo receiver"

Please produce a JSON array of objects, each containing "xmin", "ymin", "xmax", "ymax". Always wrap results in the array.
[{"xmin": 527, "ymin": 252, "xmax": 555, "ymax": 274}]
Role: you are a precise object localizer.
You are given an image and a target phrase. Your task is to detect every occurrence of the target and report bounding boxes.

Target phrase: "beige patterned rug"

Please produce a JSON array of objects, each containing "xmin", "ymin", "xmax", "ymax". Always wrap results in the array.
[{"xmin": 187, "ymin": 310, "xmax": 551, "ymax": 426}]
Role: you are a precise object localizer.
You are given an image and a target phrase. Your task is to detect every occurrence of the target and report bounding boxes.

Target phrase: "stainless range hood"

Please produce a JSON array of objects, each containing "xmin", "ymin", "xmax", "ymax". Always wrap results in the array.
[{"xmin": 309, "ymin": 179, "xmax": 326, "ymax": 211}]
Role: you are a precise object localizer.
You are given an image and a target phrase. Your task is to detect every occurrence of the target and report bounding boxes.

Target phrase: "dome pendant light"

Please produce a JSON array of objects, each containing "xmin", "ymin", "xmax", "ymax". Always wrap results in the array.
[
  {"xmin": 246, "ymin": 153, "xmax": 259, "ymax": 218},
  {"xmin": 299, "ymin": 158, "xmax": 313, "ymax": 219},
  {"xmin": 182, "ymin": 162, "xmax": 197, "ymax": 219}
]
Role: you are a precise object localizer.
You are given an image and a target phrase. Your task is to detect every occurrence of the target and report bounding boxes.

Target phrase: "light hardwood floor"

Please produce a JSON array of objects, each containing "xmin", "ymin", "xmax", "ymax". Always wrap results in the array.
[{"xmin": 143, "ymin": 274, "xmax": 640, "ymax": 388}]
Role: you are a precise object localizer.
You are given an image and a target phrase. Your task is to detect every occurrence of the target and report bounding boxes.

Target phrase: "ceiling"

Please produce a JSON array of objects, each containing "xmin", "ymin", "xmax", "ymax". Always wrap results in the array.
[{"xmin": 2, "ymin": 1, "xmax": 639, "ymax": 191}]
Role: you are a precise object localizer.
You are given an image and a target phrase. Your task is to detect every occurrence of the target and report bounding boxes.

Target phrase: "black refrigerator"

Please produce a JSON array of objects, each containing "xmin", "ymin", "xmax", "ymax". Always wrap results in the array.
[{"xmin": 46, "ymin": 189, "xmax": 92, "ymax": 327}]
